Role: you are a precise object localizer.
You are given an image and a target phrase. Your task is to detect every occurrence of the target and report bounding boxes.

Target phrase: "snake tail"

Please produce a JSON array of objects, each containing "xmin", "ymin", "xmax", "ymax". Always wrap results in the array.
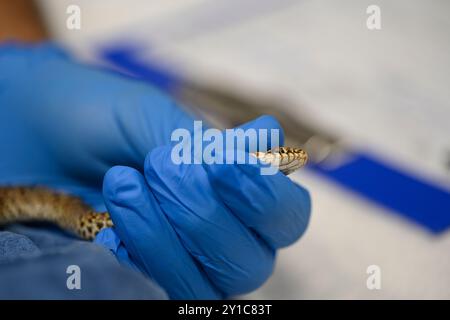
[{"xmin": 0, "ymin": 186, "xmax": 112, "ymax": 240}]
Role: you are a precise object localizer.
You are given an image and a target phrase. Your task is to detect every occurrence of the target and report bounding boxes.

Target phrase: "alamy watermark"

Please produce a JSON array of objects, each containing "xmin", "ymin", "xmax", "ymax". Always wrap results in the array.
[
  {"xmin": 366, "ymin": 265, "xmax": 381, "ymax": 290},
  {"xmin": 366, "ymin": 5, "xmax": 381, "ymax": 30},
  {"xmin": 171, "ymin": 121, "xmax": 281, "ymax": 175},
  {"xmin": 66, "ymin": 5, "xmax": 81, "ymax": 30},
  {"xmin": 66, "ymin": 265, "xmax": 81, "ymax": 290}
]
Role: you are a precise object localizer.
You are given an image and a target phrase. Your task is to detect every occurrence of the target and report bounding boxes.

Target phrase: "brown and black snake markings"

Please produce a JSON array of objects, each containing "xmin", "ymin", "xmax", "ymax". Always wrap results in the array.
[{"xmin": 0, "ymin": 147, "xmax": 307, "ymax": 240}]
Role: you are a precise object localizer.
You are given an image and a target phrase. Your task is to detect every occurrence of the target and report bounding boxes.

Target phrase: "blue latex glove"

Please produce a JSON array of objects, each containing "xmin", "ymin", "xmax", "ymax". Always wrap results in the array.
[
  {"xmin": 0, "ymin": 43, "xmax": 311, "ymax": 299},
  {"xmin": 0, "ymin": 42, "xmax": 193, "ymax": 208}
]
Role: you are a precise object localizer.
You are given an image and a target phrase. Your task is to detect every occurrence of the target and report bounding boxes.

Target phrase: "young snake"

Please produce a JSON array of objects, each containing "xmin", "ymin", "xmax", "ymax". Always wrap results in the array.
[{"xmin": 0, "ymin": 147, "xmax": 307, "ymax": 240}]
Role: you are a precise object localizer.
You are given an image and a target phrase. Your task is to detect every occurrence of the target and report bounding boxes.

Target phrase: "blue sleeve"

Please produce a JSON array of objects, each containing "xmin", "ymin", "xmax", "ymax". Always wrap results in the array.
[{"xmin": 0, "ymin": 225, "xmax": 167, "ymax": 299}]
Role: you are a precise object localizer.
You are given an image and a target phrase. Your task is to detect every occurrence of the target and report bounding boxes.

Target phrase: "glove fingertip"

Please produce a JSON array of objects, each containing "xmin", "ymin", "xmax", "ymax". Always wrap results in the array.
[
  {"xmin": 94, "ymin": 227, "xmax": 121, "ymax": 253},
  {"xmin": 103, "ymin": 165, "xmax": 144, "ymax": 205}
]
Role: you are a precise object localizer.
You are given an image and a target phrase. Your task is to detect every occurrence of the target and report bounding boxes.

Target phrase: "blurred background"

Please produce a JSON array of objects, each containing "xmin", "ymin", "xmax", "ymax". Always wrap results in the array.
[{"xmin": 1, "ymin": 0, "xmax": 449, "ymax": 299}]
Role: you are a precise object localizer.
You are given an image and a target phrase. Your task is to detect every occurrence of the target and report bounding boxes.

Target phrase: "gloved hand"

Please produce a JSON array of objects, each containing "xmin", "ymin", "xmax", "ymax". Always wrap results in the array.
[
  {"xmin": 0, "ymin": 43, "xmax": 311, "ymax": 299},
  {"xmin": 0, "ymin": 42, "xmax": 193, "ymax": 208}
]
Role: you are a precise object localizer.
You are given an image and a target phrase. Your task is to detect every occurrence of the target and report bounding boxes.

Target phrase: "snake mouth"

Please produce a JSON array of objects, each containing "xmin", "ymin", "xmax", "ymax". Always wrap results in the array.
[{"xmin": 251, "ymin": 147, "xmax": 308, "ymax": 175}]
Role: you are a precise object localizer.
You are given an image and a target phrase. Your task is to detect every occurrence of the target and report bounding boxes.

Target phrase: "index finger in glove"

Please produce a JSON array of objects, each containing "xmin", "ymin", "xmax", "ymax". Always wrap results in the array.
[
  {"xmin": 203, "ymin": 156, "xmax": 311, "ymax": 249},
  {"xmin": 202, "ymin": 115, "xmax": 311, "ymax": 249}
]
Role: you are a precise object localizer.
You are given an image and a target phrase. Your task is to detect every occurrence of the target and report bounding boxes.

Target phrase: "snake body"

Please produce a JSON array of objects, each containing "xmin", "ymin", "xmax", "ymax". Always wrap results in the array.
[{"xmin": 0, "ymin": 147, "xmax": 307, "ymax": 240}]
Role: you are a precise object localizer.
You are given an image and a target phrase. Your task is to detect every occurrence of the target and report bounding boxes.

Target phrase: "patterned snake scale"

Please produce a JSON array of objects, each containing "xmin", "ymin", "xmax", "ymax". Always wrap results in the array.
[{"xmin": 0, "ymin": 147, "xmax": 307, "ymax": 240}]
